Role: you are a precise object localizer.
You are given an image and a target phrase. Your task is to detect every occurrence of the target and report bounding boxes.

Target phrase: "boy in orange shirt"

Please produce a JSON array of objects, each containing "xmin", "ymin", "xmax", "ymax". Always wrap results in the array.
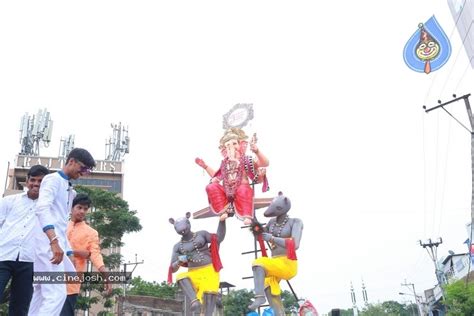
[{"xmin": 60, "ymin": 193, "xmax": 111, "ymax": 316}]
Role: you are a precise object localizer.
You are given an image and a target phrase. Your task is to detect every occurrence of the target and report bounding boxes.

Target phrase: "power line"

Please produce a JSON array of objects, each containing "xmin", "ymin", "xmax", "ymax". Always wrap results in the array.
[
  {"xmin": 424, "ymin": 0, "xmax": 468, "ymax": 104},
  {"xmin": 438, "ymin": 21, "xmax": 474, "ymax": 99},
  {"xmin": 122, "ymin": 254, "xmax": 144, "ymax": 297},
  {"xmin": 401, "ymin": 280, "xmax": 423, "ymax": 316},
  {"xmin": 424, "ymin": 94, "xmax": 474, "ymax": 287},
  {"xmin": 454, "ymin": 55, "xmax": 474, "ymax": 93}
]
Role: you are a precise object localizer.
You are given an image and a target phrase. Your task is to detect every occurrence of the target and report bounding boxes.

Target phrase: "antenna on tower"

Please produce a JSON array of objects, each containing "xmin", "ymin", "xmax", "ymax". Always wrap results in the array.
[
  {"xmin": 19, "ymin": 108, "xmax": 53, "ymax": 156},
  {"xmin": 361, "ymin": 279, "xmax": 369, "ymax": 307},
  {"xmin": 105, "ymin": 122, "xmax": 130, "ymax": 161},
  {"xmin": 58, "ymin": 135, "xmax": 75, "ymax": 158},
  {"xmin": 350, "ymin": 282, "xmax": 359, "ymax": 315}
]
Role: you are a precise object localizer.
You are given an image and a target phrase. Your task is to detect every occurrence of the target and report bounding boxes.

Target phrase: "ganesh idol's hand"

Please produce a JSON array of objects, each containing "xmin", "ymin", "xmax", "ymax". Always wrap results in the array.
[
  {"xmin": 250, "ymin": 143, "xmax": 259, "ymax": 154},
  {"xmin": 262, "ymin": 233, "xmax": 273, "ymax": 242},
  {"xmin": 195, "ymin": 157, "xmax": 207, "ymax": 169}
]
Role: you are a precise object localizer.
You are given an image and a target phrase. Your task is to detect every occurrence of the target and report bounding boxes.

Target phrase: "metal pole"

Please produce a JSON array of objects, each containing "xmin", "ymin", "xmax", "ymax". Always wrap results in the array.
[
  {"xmin": 3, "ymin": 161, "xmax": 10, "ymax": 197},
  {"xmin": 402, "ymin": 281, "xmax": 423, "ymax": 316},
  {"xmin": 410, "ymin": 284, "xmax": 423, "ymax": 316},
  {"xmin": 464, "ymin": 97, "xmax": 474, "ymax": 246},
  {"xmin": 424, "ymin": 93, "xmax": 474, "ymax": 292}
]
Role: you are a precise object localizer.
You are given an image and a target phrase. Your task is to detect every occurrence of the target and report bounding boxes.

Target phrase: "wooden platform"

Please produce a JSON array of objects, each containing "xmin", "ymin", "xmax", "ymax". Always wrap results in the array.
[{"xmin": 193, "ymin": 197, "xmax": 274, "ymax": 219}]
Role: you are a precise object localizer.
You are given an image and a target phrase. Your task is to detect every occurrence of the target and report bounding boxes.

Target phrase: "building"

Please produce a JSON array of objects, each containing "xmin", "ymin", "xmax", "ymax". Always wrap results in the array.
[
  {"xmin": 4, "ymin": 154, "xmax": 123, "ymax": 196},
  {"xmin": 447, "ymin": 0, "xmax": 474, "ymax": 68},
  {"xmin": 116, "ymin": 282, "xmax": 234, "ymax": 316},
  {"xmin": 422, "ymin": 224, "xmax": 474, "ymax": 316},
  {"xmin": 117, "ymin": 295, "xmax": 184, "ymax": 316}
]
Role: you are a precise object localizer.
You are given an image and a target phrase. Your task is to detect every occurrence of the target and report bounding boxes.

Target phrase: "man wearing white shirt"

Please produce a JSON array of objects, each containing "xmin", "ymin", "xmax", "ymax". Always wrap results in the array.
[
  {"xmin": 0, "ymin": 164, "xmax": 49, "ymax": 316},
  {"xmin": 29, "ymin": 148, "xmax": 95, "ymax": 316}
]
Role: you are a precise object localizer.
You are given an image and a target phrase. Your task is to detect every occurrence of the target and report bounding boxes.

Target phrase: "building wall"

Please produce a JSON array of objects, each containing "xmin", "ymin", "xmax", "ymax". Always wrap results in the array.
[
  {"xmin": 448, "ymin": 0, "xmax": 474, "ymax": 68},
  {"xmin": 117, "ymin": 295, "xmax": 184, "ymax": 316}
]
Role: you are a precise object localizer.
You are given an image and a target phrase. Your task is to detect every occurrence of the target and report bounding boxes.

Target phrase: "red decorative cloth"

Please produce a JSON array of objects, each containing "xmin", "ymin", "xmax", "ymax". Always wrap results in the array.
[
  {"xmin": 257, "ymin": 234, "xmax": 268, "ymax": 257},
  {"xmin": 210, "ymin": 234, "xmax": 223, "ymax": 272},
  {"xmin": 286, "ymin": 238, "xmax": 297, "ymax": 260},
  {"xmin": 167, "ymin": 266, "xmax": 173, "ymax": 284}
]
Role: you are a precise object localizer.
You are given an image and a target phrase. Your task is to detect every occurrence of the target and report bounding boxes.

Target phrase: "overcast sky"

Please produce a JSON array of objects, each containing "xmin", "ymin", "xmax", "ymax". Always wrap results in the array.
[{"xmin": 1, "ymin": 0, "xmax": 473, "ymax": 314}]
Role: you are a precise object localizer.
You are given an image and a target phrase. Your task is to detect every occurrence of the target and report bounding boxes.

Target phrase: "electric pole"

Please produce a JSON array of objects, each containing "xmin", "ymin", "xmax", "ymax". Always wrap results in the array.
[
  {"xmin": 424, "ymin": 94, "xmax": 474, "ymax": 278},
  {"xmin": 122, "ymin": 254, "xmax": 144, "ymax": 297},
  {"xmin": 419, "ymin": 238, "xmax": 445, "ymax": 296},
  {"xmin": 402, "ymin": 280, "xmax": 423, "ymax": 316}
]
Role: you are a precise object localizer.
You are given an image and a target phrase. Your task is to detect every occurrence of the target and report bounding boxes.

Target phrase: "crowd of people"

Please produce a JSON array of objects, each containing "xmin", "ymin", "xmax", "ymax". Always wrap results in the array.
[{"xmin": 0, "ymin": 148, "xmax": 110, "ymax": 316}]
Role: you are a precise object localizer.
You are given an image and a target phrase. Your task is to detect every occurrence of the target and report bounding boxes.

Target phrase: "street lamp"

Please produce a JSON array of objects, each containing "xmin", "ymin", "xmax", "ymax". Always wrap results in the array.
[{"xmin": 399, "ymin": 292, "xmax": 422, "ymax": 298}]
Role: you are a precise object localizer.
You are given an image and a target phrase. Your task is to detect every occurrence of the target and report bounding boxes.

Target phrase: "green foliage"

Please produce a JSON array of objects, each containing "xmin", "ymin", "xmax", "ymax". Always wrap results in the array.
[
  {"xmin": 443, "ymin": 279, "xmax": 474, "ymax": 316},
  {"xmin": 222, "ymin": 289, "xmax": 300, "ymax": 315},
  {"xmin": 281, "ymin": 290, "xmax": 299, "ymax": 314},
  {"xmin": 127, "ymin": 276, "xmax": 179, "ymax": 298},
  {"xmin": 76, "ymin": 295, "xmax": 100, "ymax": 310},
  {"xmin": 74, "ymin": 186, "xmax": 142, "ymax": 313},
  {"xmin": 111, "ymin": 287, "xmax": 124, "ymax": 296},
  {"xmin": 222, "ymin": 289, "xmax": 254, "ymax": 316},
  {"xmin": 342, "ymin": 309, "xmax": 355, "ymax": 316},
  {"xmin": 76, "ymin": 186, "xmax": 142, "ymax": 252},
  {"xmin": 360, "ymin": 303, "xmax": 393, "ymax": 316},
  {"xmin": 406, "ymin": 303, "xmax": 420, "ymax": 315},
  {"xmin": 335, "ymin": 308, "xmax": 355, "ymax": 316},
  {"xmin": 103, "ymin": 252, "xmax": 122, "ymax": 270},
  {"xmin": 103, "ymin": 297, "xmax": 114, "ymax": 308},
  {"xmin": 359, "ymin": 300, "xmax": 419, "ymax": 316}
]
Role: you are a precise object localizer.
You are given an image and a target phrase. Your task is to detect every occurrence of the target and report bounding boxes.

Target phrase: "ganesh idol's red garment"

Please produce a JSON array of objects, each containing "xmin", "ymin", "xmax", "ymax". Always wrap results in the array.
[{"xmin": 205, "ymin": 155, "xmax": 261, "ymax": 220}]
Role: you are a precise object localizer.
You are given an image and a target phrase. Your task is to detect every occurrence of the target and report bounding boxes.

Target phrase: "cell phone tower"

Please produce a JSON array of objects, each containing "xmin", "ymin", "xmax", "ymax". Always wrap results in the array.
[
  {"xmin": 19, "ymin": 108, "xmax": 53, "ymax": 156},
  {"xmin": 361, "ymin": 279, "xmax": 369, "ymax": 307},
  {"xmin": 58, "ymin": 134, "xmax": 75, "ymax": 158},
  {"xmin": 105, "ymin": 122, "xmax": 130, "ymax": 161},
  {"xmin": 350, "ymin": 282, "xmax": 359, "ymax": 316}
]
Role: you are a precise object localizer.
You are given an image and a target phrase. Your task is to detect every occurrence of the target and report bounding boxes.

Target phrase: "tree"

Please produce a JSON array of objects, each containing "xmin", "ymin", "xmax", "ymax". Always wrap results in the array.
[
  {"xmin": 281, "ymin": 290, "xmax": 299, "ymax": 314},
  {"xmin": 406, "ymin": 303, "xmax": 420, "ymax": 316},
  {"xmin": 334, "ymin": 308, "xmax": 356, "ymax": 316},
  {"xmin": 341, "ymin": 309, "xmax": 355, "ymax": 316},
  {"xmin": 127, "ymin": 276, "xmax": 178, "ymax": 298},
  {"xmin": 359, "ymin": 300, "xmax": 419, "ymax": 316},
  {"xmin": 222, "ymin": 289, "xmax": 254, "ymax": 316},
  {"xmin": 222, "ymin": 289, "xmax": 301, "ymax": 315},
  {"xmin": 74, "ymin": 186, "xmax": 142, "ymax": 314},
  {"xmin": 443, "ymin": 279, "xmax": 474, "ymax": 316},
  {"xmin": 359, "ymin": 303, "xmax": 390, "ymax": 316}
]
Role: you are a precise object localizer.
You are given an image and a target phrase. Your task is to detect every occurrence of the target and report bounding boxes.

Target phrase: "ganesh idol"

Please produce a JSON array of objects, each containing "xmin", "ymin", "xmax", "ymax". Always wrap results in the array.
[{"xmin": 195, "ymin": 128, "xmax": 269, "ymax": 225}]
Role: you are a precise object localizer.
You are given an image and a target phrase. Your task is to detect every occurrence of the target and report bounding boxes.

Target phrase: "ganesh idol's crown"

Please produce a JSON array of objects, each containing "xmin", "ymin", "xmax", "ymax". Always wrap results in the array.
[{"xmin": 219, "ymin": 128, "xmax": 248, "ymax": 146}]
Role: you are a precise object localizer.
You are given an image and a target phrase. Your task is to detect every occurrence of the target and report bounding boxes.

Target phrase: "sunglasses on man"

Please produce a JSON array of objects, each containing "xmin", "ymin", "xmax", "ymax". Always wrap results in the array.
[{"xmin": 76, "ymin": 160, "xmax": 93, "ymax": 174}]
